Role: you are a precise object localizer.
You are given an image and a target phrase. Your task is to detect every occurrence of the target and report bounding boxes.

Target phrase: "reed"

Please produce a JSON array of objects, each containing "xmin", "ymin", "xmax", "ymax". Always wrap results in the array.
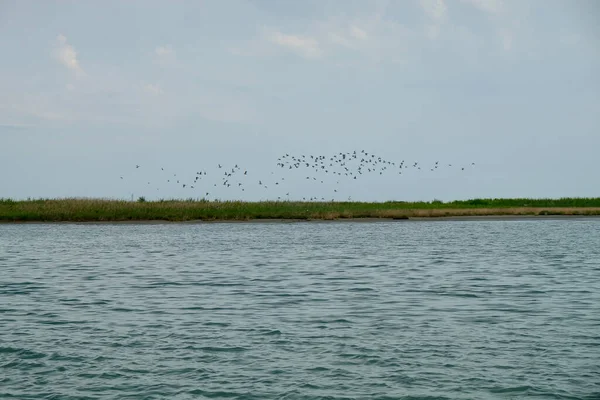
[{"xmin": 1, "ymin": 197, "xmax": 600, "ymax": 222}]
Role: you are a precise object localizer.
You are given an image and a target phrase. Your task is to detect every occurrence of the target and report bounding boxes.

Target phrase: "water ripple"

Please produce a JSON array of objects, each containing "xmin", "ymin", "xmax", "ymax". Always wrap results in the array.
[{"xmin": 1, "ymin": 220, "xmax": 599, "ymax": 399}]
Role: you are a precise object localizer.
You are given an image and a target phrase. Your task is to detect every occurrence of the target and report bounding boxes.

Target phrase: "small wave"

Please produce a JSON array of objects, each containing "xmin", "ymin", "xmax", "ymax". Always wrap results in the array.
[
  {"xmin": 204, "ymin": 321, "xmax": 231, "ymax": 327},
  {"xmin": 306, "ymin": 366, "xmax": 330, "ymax": 372},
  {"xmin": 197, "ymin": 346, "xmax": 249, "ymax": 353},
  {"xmin": 488, "ymin": 385, "xmax": 534, "ymax": 394},
  {"xmin": 0, "ymin": 347, "xmax": 46, "ymax": 360},
  {"xmin": 263, "ymin": 329, "xmax": 282, "ymax": 336},
  {"xmin": 0, "ymin": 282, "xmax": 45, "ymax": 295},
  {"xmin": 439, "ymin": 292, "xmax": 479, "ymax": 298},
  {"xmin": 311, "ymin": 318, "xmax": 353, "ymax": 324},
  {"xmin": 187, "ymin": 389, "xmax": 253, "ymax": 398},
  {"xmin": 348, "ymin": 287, "xmax": 375, "ymax": 292}
]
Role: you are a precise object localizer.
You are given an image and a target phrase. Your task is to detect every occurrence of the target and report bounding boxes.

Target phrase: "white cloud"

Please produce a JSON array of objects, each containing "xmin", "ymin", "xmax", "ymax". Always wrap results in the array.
[
  {"xmin": 350, "ymin": 26, "xmax": 368, "ymax": 41},
  {"xmin": 258, "ymin": 14, "xmax": 412, "ymax": 66},
  {"xmin": 154, "ymin": 45, "xmax": 176, "ymax": 66},
  {"xmin": 461, "ymin": 0, "xmax": 503, "ymax": 15},
  {"xmin": 461, "ymin": 0, "xmax": 512, "ymax": 52},
  {"xmin": 268, "ymin": 31, "xmax": 321, "ymax": 58},
  {"xmin": 317, "ymin": 17, "xmax": 365, "ymax": 43},
  {"xmin": 54, "ymin": 34, "xmax": 85, "ymax": 78},
  {"xmin": 143, "ymin": 83, "xmax": 163, "ymax": 96},
  {"xmin": 328, "ymin": 25, "xmax": 369, "ymax": 49},
  {"xmin": 155, "ymin": 45, "xmax": 173, "ymax": 57},
  {"xmin": 419, "ymin": 0, "xmax": 448, "ymax": 41},
  {"xmin": 328, "ymin": 32, "xmax": 354, "ymax": 49},
  {"xmin": 231, "ymin": 5, "xmax": 413, "ymax": 65},
  {"xmin": 329, "ymin": 32, "xmax": 359, "ymax": 49},
  {"xmin": 419, "ymin": 0, "xmax": 448, "ymax": 21},
  {"xmin": 239, "ymin": 1, "xmax": 530, "ymax": 65}
]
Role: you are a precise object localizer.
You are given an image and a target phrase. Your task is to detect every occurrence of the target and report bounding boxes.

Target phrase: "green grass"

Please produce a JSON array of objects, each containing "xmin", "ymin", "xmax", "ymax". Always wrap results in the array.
[{"xmin": 1, "ymin": 197, "xmax": 600, "ymax": 222}]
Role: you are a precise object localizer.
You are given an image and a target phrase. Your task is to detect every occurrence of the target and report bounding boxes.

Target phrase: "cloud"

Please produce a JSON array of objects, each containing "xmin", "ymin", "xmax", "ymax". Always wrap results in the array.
[
  {"xmin": 143, "ymin": 83, "xmax": 163, "ymax": 96},
  {"xmin": 328, "ymin": 32, "xmax": 354, "ymax": 49},
  {"xmin": 154, "ymin": 45, "xmax": 176, "ymax": 66},
  {"xmin": 460, "ymin": 0, "xmax": 511, "ymax": 51},
  {"xmin": 419, "ymin": 0, "xmax": 448, "ymax": 40},
  {"xmin": 268, "ymin": 31, "xmax": 321, "ymax": 58},
  {"xmin": 460, "ymin": 0, "xmax": 503, "ymax": 15},
  {"xmin": 328, "ymin": 24, "xmax": 369, "ymax": 49},
  {"xmin": 230, "ymin": 4, "xmax": 413, "ymax": 65},
  {"xmin": 155, "ymin": 45, "xmax": 173, "ymax": 57},
  {"xmin": 419, "ymin": 0, "xmax": 448, "ymax": 21},
  {"xmin": 350, "ymin": 26, "xmax": 368, "ymax": 41},
  {"xmin": 419, "ymin": 0, "xmax": 511, "ymax": 50},
  {"xmin": 245, "ymin": 13, "xmax": 413, "ymax": 67},
  {"xmin": 426, "ymin": 24, "xmax": 441, "ymax": 40},
  {"xmin": 54, "ymin": 34, "xmax": 85, "ymax": 78}
]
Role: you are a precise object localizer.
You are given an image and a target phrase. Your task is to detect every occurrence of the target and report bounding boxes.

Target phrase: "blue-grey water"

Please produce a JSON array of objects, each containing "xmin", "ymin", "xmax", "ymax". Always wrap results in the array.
[{"xmin": 1, "ymin": 220, "xmax": 600, "ymax": 399}]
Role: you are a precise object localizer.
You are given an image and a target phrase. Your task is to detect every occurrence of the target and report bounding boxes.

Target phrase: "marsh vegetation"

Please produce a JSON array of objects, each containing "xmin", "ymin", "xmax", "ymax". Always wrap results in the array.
[{"xmin": 1, "ymin": 197, "xmax": 600, "ymax": 222}]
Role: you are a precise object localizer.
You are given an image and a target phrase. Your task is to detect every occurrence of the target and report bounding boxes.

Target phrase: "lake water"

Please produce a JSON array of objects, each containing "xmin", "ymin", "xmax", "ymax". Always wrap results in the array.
[{"xmin": 1, "ymin": 220, "xmax": 599, "ymax": 399}]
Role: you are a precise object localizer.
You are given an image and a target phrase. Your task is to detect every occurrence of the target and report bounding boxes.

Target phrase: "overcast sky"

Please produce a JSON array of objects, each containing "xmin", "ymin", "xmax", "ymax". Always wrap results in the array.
[{"xmin": 1, "ymin": 0, "xmax": 598, "ymax": 202}]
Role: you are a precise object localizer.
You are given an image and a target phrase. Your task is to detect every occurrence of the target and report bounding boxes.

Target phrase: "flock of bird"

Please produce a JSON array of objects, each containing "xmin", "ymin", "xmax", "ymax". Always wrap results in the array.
[{"xmin": 119, "ymin": 150, "xmax": 476, "ymax": 201}]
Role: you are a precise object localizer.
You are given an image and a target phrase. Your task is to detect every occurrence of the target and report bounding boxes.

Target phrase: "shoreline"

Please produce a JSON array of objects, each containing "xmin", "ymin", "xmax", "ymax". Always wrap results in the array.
[{"xmin": 2, "ymin": 214, "xmax": 600, "ymax": 225}]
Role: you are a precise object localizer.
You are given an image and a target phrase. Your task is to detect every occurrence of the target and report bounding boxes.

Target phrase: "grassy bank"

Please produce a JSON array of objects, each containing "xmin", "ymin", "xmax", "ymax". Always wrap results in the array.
[{"xmin": 1, "ymin": 197, "xmax": 600, "ymax": 222}]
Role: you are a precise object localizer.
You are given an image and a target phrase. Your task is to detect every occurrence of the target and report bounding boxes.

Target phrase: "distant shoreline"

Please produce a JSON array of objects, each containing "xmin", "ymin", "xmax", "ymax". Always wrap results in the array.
[
  {"xmin": 2, "ymin": 214, "xmax": 600, "ymax": 225},
  {"xmin": 1, "ymin": 198, "xmax": 600, "ymax": 223}
]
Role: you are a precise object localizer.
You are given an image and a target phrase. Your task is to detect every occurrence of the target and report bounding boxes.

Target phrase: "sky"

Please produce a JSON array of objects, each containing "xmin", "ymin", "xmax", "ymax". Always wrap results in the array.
[{"xmin": 1, "ymin": 0, "xmax": 599, "ymax": 202}]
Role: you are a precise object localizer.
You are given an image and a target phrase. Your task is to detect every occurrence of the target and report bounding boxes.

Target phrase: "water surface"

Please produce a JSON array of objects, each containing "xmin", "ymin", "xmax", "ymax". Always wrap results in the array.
[{"xmin": 1, "ymin": 220, "xmax": 599, "ymax": 399}]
